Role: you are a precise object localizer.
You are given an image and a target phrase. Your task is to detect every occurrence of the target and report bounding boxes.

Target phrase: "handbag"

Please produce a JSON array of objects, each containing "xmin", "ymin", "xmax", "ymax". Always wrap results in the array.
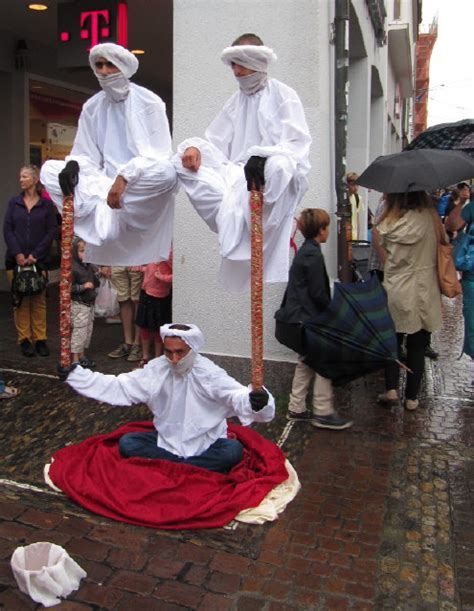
[
  {"xmin": 12, "ymin": 264, "xmax": 47, "ymax": 298},
  {"xmin": 431, "ymin": 211, "xmax": 462, "ymax": 298},
  {"xmin": 453, "ymin": 223, "xmax": 474, "ymax": 272}
]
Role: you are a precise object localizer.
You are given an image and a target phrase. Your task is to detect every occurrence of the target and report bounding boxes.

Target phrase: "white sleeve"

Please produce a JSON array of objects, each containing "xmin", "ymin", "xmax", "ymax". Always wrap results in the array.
[
  {"xmin": 248, "ymin": 95, "xmax": 311, "ymax": 174},
  {"xmin": 68, "ymin": 106, "xmax": 103, "ymax": 171},
  {"xmin": 119, "ymin": 98, "xmax": 173, "ymax": 184},
  {"xmin": 204, "ymin": 367, "xmax": 275, "ymax": 425},
  {"xmin": 66, "ymin": 365, "xmax": 151, "ymax": 407}
]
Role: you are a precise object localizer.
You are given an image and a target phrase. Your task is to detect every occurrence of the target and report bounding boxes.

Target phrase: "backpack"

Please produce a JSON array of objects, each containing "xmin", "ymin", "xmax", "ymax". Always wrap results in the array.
[{"xmin": 12, "ymin": 265, "xmax": 47, "ymax": 297}]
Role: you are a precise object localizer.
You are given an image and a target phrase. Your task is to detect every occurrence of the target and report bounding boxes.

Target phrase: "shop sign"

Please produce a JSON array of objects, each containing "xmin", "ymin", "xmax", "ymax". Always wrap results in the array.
[{"xmin": 58, "ymin": 0, "xmax": 127, "ymax": 67}]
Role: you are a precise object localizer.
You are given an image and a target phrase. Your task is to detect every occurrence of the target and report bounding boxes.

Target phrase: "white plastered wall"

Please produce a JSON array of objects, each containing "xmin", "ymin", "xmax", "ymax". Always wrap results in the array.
[{"xmin": 172, "ymin": 0, "xmax": 334, "ymax": 361}]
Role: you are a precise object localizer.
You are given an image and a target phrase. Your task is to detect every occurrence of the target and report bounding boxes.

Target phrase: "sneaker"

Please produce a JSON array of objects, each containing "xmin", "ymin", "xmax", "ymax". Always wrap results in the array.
[
  {"xmin": 405, "ymin": 399, "xmax": 419, "ymax": 411},
  {"xmin": 377, "ymin": 390, "xmax": 399, "ymax": 406},
  {"xmin": 35, "ymin": 340, "xmax": 50, "ymax": 357},
  {"xmin": 108, "ymin": 343, "xmax": 131, "ymax": 359},
  {"xmin": 79, "ymin": 357, "xmax": 96, "ymax": 369},
  {"xmin": 127, "ymin": 344, "xmax": 143, "ymax": 362},
  {"xmin": 286, "ymin": 410, "xmax": 314, "ymax": 421},
  {"xmin": 424, "ymin": 346, "xmax": 439, "ymax": 360},
  {"xmin": 312, "ymin": 413, "xmax": 353, "ymax": 430},
  {"xmin": 20, "ymin": 339, "xmax": 36, "ymax": 357},
  {"xmin": 0, "ymin": 385, "xmax": 20, "ymax": 400}
]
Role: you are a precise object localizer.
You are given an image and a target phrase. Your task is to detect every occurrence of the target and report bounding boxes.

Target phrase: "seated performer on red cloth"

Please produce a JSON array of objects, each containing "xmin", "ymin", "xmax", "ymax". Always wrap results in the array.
[{"xmin": 63, "ymin": 323, "xmax": 273, "ymax": 473}]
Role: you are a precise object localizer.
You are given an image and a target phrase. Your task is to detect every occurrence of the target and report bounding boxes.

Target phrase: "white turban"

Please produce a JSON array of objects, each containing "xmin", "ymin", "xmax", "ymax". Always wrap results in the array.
[
  {"xmin": 160, "ymin": 324, "xmax": 204, "ymax": 353},
  {"xmin": 221, "ymin": 45, "xmax": 277, "ymax": 72},
  {"xmin": 89, "ymin": 43, "xmax": 139, "ymax": 79}
]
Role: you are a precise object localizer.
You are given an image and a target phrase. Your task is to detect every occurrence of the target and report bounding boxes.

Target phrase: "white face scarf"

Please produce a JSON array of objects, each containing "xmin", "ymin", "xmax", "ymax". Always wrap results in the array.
[
  {"xmin": 96, "ymin": 72, "xmax": 130, "ymax": 102},
  {"xmin": 236, "ymin": 71, "xmax": 268, "ymax": 95},
  {"xmin": 166, "ymin": 349, "xmax": 196, "ymax": 376}
]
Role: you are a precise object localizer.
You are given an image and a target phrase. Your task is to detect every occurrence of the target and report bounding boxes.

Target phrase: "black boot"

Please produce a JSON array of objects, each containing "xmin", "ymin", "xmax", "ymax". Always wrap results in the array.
[
  {"xmin": 20, "ymin": 339, "xmax": 36, "ymax": 357},
  {"xmin": 35, "ymin": 340, "xmax": 50, "ymax": 357}
]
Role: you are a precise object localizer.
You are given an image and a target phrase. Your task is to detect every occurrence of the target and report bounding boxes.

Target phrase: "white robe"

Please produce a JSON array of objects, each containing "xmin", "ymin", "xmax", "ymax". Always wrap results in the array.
[
  {"xmin": 174, "ymin": 78, "xmax": 311, "ymax": 293},
  {"xmin": 67, "ymin": 355, "xmax": 275, "ymax": 459},
  {"xmin": 41, "ymin": 83, "xmax": 177, "ymax": 266}
]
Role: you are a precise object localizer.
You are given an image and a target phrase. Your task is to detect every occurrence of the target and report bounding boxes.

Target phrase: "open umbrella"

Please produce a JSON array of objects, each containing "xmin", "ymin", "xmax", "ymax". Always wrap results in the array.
[
  {"xmin": 404, "ymin": 119, "xmax": 474, "ymax": 157},
  {"xmin": 357, "ymin": 149, "xmax": 474, "ymax": 193},
  {"xmin": 303, "ymin": 275, "xmax": 400, "ymax": 386}
]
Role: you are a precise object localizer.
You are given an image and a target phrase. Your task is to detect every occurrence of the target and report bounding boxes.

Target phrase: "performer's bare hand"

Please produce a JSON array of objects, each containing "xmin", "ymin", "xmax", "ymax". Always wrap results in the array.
[
  {"xmin": 182, "ymin": 147, "xmax": 201, "ymax": 172},
  {"xmin": 107, "ymin": 175, "xmax": 128, "ymax": 209},
  {"xmin": 15, "ymin": 253, "xmax": 26, "ymax": 266},
  {"xmin": 26, "ymin": 254, "xmax": 37, "ymax": 265},
  {"xmin": 100, "ymin": 266, "xmax": 112, "ymax": 278},
  {"xmin": 83, "ymin": 281, "xmax": 95, "ymax": 289}
]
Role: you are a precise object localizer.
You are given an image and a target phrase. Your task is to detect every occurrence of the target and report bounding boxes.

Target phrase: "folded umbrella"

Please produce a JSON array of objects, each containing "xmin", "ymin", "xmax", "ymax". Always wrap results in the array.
[
  {"xmin": 303, "ymin": 275, "xmax": 400, "ymax": 386},
  {"xmin": 357, "ymin": 149, "xmax": 474, "ymax": 193}
]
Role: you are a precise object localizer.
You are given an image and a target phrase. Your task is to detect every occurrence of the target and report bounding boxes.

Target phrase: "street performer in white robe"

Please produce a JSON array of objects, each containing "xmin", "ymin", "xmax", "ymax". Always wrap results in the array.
[
  {"xmin": 62, "ymin": 323, "xmax": 274, "ymax": 473},
  {"xmin": 175, "ymin": 33, "xmax": 312, "ymax": 293},
  {"xmin": 41, "ymin": 43, "xmax": 177, "ymax": 266}
]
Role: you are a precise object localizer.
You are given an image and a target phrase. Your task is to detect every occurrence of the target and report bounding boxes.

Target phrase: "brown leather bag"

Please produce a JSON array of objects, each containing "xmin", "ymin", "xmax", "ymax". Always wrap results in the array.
[{"xmin": 431, "ymin": 210, "xmax": 462, "ymax": 298}]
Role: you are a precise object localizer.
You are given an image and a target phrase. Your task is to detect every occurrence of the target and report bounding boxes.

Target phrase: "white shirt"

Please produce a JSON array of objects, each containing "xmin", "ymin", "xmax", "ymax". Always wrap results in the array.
[{"xmin": 67, "ymin": 355, "xmax": 275, "ymax": 459}]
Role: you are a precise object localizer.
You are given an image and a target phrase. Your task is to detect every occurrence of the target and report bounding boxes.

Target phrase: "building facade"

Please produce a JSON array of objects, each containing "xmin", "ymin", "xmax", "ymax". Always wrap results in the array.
[{"xmin": 0, "ymin": 0, "xmax": 420, "ymax": 389}]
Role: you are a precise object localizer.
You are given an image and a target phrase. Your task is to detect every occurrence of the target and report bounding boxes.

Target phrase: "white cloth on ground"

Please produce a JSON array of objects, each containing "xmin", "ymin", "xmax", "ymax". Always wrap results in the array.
[
  {"xmin": 41, "ymin": 83, "xmax": 177, "ymax": 266},
  {"xmin": 66, "ymin": 355, "xmax": 275, "ymax": 459},
  {"xmin": 11, "ymin": 542, "xmax": 86, "ymax": 608},
  {"xmin": 174, "ymin": 78, "xmax": 311, "ymax": 293},
  {"xmin": 235, "ymin": 459, "xmax": 301, "ymax": 524}
]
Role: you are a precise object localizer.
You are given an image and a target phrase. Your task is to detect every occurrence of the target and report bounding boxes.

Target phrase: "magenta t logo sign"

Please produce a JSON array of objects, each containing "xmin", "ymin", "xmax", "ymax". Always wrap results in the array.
[{"xmin": 80, "ymin": 10, "xmax": 110, "ymax": 48}]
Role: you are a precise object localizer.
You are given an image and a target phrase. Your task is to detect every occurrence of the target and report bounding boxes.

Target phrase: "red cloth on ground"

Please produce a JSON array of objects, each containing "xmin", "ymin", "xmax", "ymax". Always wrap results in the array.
[{"xmin": 48, "ymin": 421, "xmax": 288, "ymax": 530}]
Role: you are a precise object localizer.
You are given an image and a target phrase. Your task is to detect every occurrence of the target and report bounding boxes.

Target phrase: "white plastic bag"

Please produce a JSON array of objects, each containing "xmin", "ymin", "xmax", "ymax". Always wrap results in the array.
[
  {"xmin": 94, "ymin": 277, "xmax": 119, "ymax": 318},
  {"xmin": 11, "ymin": 542, "xmax": 87, "ymax": 607}
]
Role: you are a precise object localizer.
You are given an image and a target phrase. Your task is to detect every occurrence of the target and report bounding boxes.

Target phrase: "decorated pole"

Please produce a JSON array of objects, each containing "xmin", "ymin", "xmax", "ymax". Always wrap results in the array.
[
  {"xmin": 250, "ymin": 187, "xmax": 264, "ymax": 390},
  {"xmin": 59, "ymin": 195, "xmax": 74, "ymax": 369}
]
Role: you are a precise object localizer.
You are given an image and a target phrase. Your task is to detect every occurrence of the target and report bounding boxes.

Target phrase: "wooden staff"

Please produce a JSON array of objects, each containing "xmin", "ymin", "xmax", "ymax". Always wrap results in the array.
[
  {"xmin": 59, "ymin": 195, "xmax": 74, "ymax": 369},
  {"xmin": 250, "ymin": 188, "xmax": 264, "ymax": 390}
]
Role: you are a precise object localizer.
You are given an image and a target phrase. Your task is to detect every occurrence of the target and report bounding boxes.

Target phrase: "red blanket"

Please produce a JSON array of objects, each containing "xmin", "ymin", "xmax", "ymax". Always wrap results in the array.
[{"xmin": 48, "ymin": 421, "xmax": 288, "ymax": 529}]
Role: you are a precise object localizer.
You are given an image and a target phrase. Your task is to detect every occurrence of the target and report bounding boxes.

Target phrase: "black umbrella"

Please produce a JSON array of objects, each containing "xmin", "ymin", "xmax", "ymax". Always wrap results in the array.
[
  {"xmin": 404, "ymin": 119, "xmax": 474, "ymax": 158},
  {"xmin": 357, "ymin": 149, "xmax": 474, "ymax": 193}
]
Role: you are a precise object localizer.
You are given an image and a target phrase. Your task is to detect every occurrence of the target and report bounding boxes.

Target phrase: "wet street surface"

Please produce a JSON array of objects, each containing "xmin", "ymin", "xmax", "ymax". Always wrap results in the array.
[{"xmin": 0, "ymin": 288, "xmax": 473, "ymax": 609}]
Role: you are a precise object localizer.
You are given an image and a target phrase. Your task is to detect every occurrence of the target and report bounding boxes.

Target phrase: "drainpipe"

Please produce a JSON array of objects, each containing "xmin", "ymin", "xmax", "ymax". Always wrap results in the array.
[{"xmin": 334, "ymin": 0, "xmax": 352, "ymax": 282}]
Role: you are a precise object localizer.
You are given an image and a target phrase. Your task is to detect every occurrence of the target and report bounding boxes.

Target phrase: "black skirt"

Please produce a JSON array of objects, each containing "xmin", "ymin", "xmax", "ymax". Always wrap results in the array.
[{"xmin": 135, "ymin": 290, "xmax": 172, "ymax": 331}]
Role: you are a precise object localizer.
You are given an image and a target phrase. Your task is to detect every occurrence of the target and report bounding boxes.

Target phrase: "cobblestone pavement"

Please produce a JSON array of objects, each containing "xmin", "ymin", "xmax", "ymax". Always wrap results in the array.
[{"xmin": 0, "ymin": 290, "xmax": 473, "ymax": 610}]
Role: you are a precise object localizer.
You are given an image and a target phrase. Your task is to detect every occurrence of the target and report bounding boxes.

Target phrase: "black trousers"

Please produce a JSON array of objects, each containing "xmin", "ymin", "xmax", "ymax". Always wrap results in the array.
[{"xmin": 385, "ymin": 329, "xmax": 430, "ymax": 400}]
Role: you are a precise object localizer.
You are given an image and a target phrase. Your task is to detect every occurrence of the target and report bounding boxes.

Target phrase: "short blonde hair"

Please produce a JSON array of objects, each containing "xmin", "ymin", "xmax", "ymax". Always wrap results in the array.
[{"xmin": 346, "ymin": 171, "xmax": 358, "ymax": 184}]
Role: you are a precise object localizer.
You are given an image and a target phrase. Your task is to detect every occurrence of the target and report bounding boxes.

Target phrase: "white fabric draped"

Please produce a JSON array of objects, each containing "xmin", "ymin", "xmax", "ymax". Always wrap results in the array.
[
  {"xmin": 174, "ymin": 78, "xmax": 311, "ymax": 293},
  {"xmin": 67, "ymin": 356, "xmax": 275, "ymax": 459},
  {"xmin": 41, "ymin": 83, "xmax": 177, "ymax": 266}
]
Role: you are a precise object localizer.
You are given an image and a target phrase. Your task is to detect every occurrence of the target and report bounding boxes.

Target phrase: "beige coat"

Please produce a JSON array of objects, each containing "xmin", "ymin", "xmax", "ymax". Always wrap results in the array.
[{"xmin": 377, "ymin": 208, "xmax": 442, "ymax": 334}]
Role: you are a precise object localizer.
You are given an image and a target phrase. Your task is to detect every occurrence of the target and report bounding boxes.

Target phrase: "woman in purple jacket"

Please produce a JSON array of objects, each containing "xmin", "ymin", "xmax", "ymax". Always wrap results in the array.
[{"xmin": 3, "ymin": 165, "xmax": 58, "ymax": 357}]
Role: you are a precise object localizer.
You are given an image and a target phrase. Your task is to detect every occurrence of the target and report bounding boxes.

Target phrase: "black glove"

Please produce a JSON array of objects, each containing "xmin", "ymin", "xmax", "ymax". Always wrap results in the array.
[
  {"xmin": 244, "ymin": 156, "xmax": 266, "ymax": 192},
  {"xmin": 57, "ymin": 362, "xmax": 79, "ymax": 381},
  {"xmin": 249, "ymin": 388, "xmax": 269, "ymax": 412},
  {"xmin": 59, "ymin": 160, "xmax": 80, "ymax": 196}
]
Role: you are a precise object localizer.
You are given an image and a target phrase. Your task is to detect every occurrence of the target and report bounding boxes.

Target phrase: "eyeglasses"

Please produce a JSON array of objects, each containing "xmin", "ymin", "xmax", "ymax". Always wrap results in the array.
[{"xmin": 95, "ymin": 60, "xmax": 116, "ymax": 69}]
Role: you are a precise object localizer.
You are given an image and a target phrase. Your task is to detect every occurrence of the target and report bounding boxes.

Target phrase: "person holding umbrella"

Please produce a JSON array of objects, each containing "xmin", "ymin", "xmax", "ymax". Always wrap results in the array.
[
  {"xmin": 374, "ymin": 191, "xmax": 442, "ymax": 410},
  {"xmin": 275, "ymin": 208, "xmax": 353, "ymax": 430}
]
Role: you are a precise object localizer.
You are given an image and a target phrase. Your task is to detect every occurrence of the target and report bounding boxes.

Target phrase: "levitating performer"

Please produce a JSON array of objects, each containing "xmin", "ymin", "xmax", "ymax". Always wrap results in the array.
[
  {"xmin": 175, "ymin": 33, "xmax": 311, "ymax": 292},
  {"xmin": 41, "ymin": 43, "xmax": 177, "ymax": 266}
]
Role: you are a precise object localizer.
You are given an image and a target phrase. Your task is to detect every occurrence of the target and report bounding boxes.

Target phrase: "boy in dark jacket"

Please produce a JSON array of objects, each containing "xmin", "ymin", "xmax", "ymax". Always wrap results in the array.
[
  {"xmin": 71, "ymin": 238, "xmax": 100, "ymax": 368},
  {"xmin": 275, "ymin": 208, "xmax": 352, "ymax": 430}
]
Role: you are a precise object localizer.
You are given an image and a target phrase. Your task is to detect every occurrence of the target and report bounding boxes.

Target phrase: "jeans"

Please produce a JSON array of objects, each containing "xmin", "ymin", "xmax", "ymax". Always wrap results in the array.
[
  {"xmin": 385, "ymin": 329, "xmax": 430, "ymax": 400},
  {"xmin": 119, "ymin": 432, "xmax": 244, "ymax": 473}
]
